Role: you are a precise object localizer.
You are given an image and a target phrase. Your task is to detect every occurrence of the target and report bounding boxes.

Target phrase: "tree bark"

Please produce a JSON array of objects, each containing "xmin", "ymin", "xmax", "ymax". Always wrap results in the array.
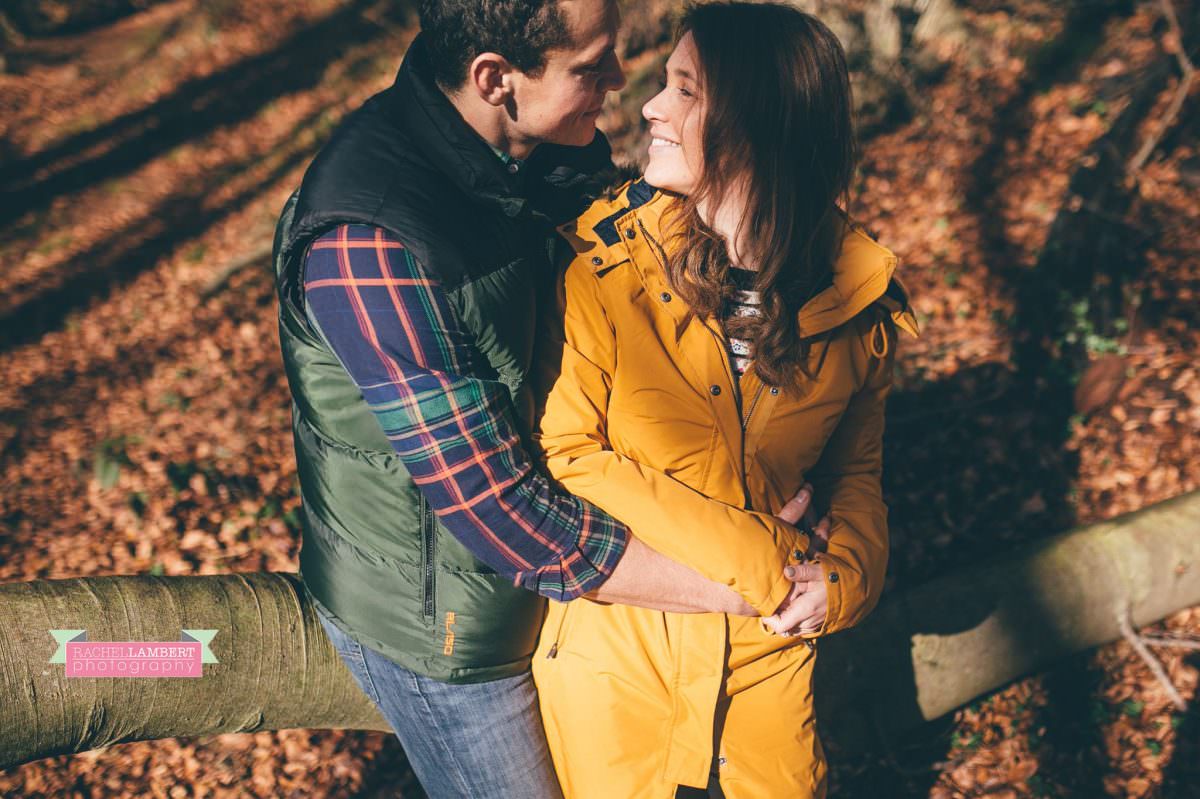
[
  {"xmin": 0, "ymin": 572, "xmax": 388, "ymax": 770},
  {"xmin": 2, "ymin": 492, "xmax": 1198, "ymax": 769}
]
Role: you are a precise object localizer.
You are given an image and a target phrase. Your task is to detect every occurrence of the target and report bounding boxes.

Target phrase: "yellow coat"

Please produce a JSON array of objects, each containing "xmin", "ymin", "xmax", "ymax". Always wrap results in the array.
[{"xmin": 531, "ymin": 180, "xmax": 919, "ymax": 799}]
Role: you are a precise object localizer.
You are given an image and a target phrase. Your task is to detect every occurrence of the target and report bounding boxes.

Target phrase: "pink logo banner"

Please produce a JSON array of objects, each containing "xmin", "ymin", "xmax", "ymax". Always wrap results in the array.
[{"xmin": 49, "ymin": 630, "xmax": 218, "ymax": 678}]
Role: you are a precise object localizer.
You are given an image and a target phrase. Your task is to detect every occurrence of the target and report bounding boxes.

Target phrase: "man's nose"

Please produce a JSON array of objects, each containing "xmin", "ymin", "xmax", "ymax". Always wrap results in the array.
[{"xmin": 604, "ymin": 54, "xmax": 627, "ymax": 92}]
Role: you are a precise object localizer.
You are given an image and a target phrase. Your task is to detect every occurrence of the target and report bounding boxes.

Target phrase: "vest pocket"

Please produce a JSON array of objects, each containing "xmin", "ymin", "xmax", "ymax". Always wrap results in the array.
[{"xmin": 419, "ymin": 493, "xmax": 436, "ymax": 622}]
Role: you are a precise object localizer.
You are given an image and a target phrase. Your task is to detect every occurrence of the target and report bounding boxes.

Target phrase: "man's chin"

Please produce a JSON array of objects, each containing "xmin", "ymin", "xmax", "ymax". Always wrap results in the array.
[{"xmin": 548, "ymin": 125, "xmax": 598, "ymax": 149}]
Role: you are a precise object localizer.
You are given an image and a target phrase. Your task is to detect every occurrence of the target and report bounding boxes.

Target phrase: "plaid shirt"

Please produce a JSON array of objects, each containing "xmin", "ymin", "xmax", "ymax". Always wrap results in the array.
[{"xmin": 302, "ymin": 224, "xmax": 628, "ymax": 601}]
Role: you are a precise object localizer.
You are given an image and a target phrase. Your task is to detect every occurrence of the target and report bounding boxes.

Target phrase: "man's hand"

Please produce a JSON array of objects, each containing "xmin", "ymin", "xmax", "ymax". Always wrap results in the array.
[{"xmin": 763, "ymin": 485, "xmax": 832, "ymax": 636}]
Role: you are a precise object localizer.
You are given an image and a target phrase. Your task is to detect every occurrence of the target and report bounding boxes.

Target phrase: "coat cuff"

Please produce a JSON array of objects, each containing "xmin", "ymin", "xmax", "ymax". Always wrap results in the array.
[
  {"xmin": 753, "ymin": 527, "xmax": 811, "ymax": 618},
  {"xmin": 806, "ymin": 551, "xmax": 859, "ymax": 637}
]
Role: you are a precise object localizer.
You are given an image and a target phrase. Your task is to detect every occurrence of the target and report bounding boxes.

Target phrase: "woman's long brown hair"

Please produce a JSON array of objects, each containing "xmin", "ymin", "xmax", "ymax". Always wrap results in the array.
[{"xmin": 661, "ymin": 2, "xmax": 857, "ymax": 387}]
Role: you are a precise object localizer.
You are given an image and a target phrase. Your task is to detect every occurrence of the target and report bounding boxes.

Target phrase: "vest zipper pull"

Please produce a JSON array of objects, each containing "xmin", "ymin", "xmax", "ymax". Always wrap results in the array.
[{"xmin": 546, "ymin": 643, "xmax": 559, "ymax": 659}]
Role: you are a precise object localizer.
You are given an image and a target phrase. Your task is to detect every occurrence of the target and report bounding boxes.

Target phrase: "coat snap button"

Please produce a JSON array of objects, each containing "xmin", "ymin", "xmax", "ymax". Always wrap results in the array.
[
  {"xmin": 792, "ymin": 549, "xmax": 804, "ymax": 560},
  {"xmin": 829, "ymin": 572, "xmax": 840, "ymax": 583},
  {"xmin": 770, "ymin": 387, "xmax": 780, "ymax": 395},
  {"xmin": 625, "ymin": 228, "xmax": 636, "ymax": 239},
  {"xmin": 718, "ymin": 757, "xmax": 728, "ymax": 767},
  {"xmin": 709, "ymin": 385, "xmax": 722, "ymax": 396},
  {"xmin": 660, "ymin": 291, "xmax": 672, "ymax": 302},
  {"xmin": 591, "ymin": 256, "xmax": 603, "ymax": 266},
  {"xmin": 507, "ymin": 162, "xmax": 519, "ymax": 174}
]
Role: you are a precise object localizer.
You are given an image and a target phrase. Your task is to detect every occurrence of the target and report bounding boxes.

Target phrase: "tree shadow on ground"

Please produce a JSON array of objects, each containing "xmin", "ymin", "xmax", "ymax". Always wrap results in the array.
[
  {"xmin": 1033, "ymin": 653, "xmax": 1110, "ymax": 797},
  {"xmin": 346, "ymin": 733, "xmax": 426, "ymax": 799},
  {"xmin": 0, "ymin": 109, "xmax": 317, "ymax": 354},
  {"xmin": 0, "ymin": 0, "xmax": 410, "ymax": 230},
  {"xmin": 1161, "ymin": 653, "xmax": 1200, "ymax": 798},
  {"xmin": 0, "ymin": 27, "xmax": 404, "ymax": 354}
]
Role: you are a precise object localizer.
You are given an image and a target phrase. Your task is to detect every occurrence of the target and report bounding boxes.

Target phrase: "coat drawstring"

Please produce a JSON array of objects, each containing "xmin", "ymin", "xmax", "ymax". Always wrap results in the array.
[{"xmin": 868, "ymin": 314, "xmax": 890, "ymax": 359}]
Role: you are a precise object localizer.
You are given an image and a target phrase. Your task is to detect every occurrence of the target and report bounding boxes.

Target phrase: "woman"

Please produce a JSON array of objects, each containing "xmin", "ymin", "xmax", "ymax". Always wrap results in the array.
[{"xmin": 532, "ymin": 3, "xmax": 920, "ymax": 797}]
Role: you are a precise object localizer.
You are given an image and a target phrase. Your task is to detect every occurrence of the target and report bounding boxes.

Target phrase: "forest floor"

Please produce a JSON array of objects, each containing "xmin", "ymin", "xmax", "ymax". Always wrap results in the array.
[{"xmin": 0, "ymin": 0, "xmax": 1197, "ymax": 797}]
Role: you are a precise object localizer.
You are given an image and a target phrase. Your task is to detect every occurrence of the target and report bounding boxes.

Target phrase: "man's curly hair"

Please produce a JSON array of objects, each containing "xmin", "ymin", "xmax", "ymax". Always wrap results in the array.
[{"xmin": 418, "ymin": 0, "xmax": 573, "ymax": 90}]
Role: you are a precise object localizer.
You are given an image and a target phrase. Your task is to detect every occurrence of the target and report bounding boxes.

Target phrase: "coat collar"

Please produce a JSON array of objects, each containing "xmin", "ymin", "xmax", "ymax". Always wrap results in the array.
[{"xmin": 560, "ymin": 180, "xmax": 920, "ymax": 339}]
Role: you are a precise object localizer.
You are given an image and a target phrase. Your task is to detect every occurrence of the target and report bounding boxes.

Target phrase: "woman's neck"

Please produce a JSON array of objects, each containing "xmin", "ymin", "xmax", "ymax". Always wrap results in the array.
[{"xmin": 698, "ymin": 192, "xmax": 757, "ymax": 271}]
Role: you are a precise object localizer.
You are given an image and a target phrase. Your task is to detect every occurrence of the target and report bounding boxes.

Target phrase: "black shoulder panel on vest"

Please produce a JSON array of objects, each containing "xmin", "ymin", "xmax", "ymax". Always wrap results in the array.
[{"xmin": 281, "ymin": 95, "xmax": 490, "ymax": 292}]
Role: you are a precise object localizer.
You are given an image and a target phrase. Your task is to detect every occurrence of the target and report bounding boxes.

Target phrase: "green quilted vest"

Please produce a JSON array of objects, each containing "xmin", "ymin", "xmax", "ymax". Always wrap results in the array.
[{"xmin": 273, "ymin": 34, "xmax": 613, "ymax": 683}]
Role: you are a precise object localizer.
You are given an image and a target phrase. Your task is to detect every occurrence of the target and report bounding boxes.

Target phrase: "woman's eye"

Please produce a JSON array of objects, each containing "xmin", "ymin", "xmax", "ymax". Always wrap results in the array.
[{"xmin": 655, "ymin": 76, "xmax": 694, "ymax": 99}]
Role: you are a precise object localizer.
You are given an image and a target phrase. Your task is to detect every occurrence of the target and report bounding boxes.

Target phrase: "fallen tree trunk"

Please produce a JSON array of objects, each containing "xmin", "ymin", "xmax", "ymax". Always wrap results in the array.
[
  {"xmin": 814, "ymin": 490, "xmax": 1200, "ymax": 745},
  {"xmin": 0, "ymin": 572, "xmax": 389, "ymax": 770},
  {"xmin": 2, "ymin": 492, "xmax": 1199, "ymax": 769}
]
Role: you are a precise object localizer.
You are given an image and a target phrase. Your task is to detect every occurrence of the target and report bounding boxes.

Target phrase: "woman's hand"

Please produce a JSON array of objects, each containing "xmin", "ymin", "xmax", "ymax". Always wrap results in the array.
[
  {"xmin": 763, "ymin": 484, "xmax": 832, "ymax": 636},
  {"xmin": 774, "ymin": 482, "xmax": 830, "ymax": 561}
]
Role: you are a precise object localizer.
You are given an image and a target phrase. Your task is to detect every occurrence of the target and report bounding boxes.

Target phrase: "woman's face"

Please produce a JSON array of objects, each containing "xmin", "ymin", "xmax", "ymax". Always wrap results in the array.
[{"xmin": 642, "ymin": 32, "xmax": 705, "ymax": 195}]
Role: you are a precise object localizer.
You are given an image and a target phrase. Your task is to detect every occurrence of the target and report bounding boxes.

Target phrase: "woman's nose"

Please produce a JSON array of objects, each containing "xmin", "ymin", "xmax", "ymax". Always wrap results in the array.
[{"xmin": 642, "ymin": 92, "xmax": 665, "ymax": 123}]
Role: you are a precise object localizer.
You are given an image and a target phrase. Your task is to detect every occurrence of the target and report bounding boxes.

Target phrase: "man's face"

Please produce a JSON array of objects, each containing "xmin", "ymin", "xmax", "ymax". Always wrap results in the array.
[{"xmin": 508, "ymin": 0, "xmax": 626, "ymax": 147}]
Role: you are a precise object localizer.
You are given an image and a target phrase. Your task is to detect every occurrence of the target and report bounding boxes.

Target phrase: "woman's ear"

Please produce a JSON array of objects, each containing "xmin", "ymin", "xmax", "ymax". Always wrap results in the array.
[{"xmin": 465, "ymin": 52, "xmax": 515, "ymax": 107}]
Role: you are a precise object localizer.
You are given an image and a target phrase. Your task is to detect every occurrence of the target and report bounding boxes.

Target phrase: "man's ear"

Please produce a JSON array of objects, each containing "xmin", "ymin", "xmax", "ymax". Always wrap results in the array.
[{"xmin": 465, "ymin": 52, "xmax": 515, "ymax": 107}]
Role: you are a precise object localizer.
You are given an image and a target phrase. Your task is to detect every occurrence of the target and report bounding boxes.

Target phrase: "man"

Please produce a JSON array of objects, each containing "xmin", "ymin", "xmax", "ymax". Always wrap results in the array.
[{"xmin": 272, "ymin": 1, "xmax": 823, "ymax": 796}]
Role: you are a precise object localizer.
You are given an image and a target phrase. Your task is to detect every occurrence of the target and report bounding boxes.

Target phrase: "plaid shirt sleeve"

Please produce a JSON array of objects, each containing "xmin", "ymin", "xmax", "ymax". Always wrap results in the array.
[{"xmin": 301, "ymin": 223, "xmax": 628, "ymax": 601}]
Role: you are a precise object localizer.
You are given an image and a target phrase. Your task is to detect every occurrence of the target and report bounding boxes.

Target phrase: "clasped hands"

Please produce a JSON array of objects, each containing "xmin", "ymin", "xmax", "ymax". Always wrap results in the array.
[{"xmin": 761, "ymin": 482, "xmax": 831, "ymax": 638}]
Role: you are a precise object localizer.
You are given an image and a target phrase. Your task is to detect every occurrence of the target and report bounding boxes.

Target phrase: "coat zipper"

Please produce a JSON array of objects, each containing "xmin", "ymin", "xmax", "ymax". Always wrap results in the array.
[
  {"xmin": 638, "ymin": 215, "xmax": 761, "ymax": 477},
  {"xmin": 741, "ymin": 383, "xmax": 765, "ymax": 430},
  {"xmin": 419, "ymin": 493, "xmax": 436, "ymax": 621}
]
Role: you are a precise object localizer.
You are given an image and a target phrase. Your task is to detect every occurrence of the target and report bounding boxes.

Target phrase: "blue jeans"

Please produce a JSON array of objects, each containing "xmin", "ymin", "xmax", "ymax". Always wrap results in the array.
[{"xmin": 315, "ymin": 604, "xmax": 564, "ymax": 799}]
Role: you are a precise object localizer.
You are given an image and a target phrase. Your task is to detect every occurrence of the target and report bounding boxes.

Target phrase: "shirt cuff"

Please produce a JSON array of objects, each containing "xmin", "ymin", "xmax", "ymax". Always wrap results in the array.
[{"xmin": 519, "ymin": 515, "xmax": 630, "ymax": 602}]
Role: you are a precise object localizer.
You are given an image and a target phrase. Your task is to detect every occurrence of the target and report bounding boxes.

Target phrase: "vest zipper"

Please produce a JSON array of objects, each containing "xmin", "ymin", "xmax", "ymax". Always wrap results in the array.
[{"xmin": 419, "ymin": 493, "xmax": 436, "ymax": 622}]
